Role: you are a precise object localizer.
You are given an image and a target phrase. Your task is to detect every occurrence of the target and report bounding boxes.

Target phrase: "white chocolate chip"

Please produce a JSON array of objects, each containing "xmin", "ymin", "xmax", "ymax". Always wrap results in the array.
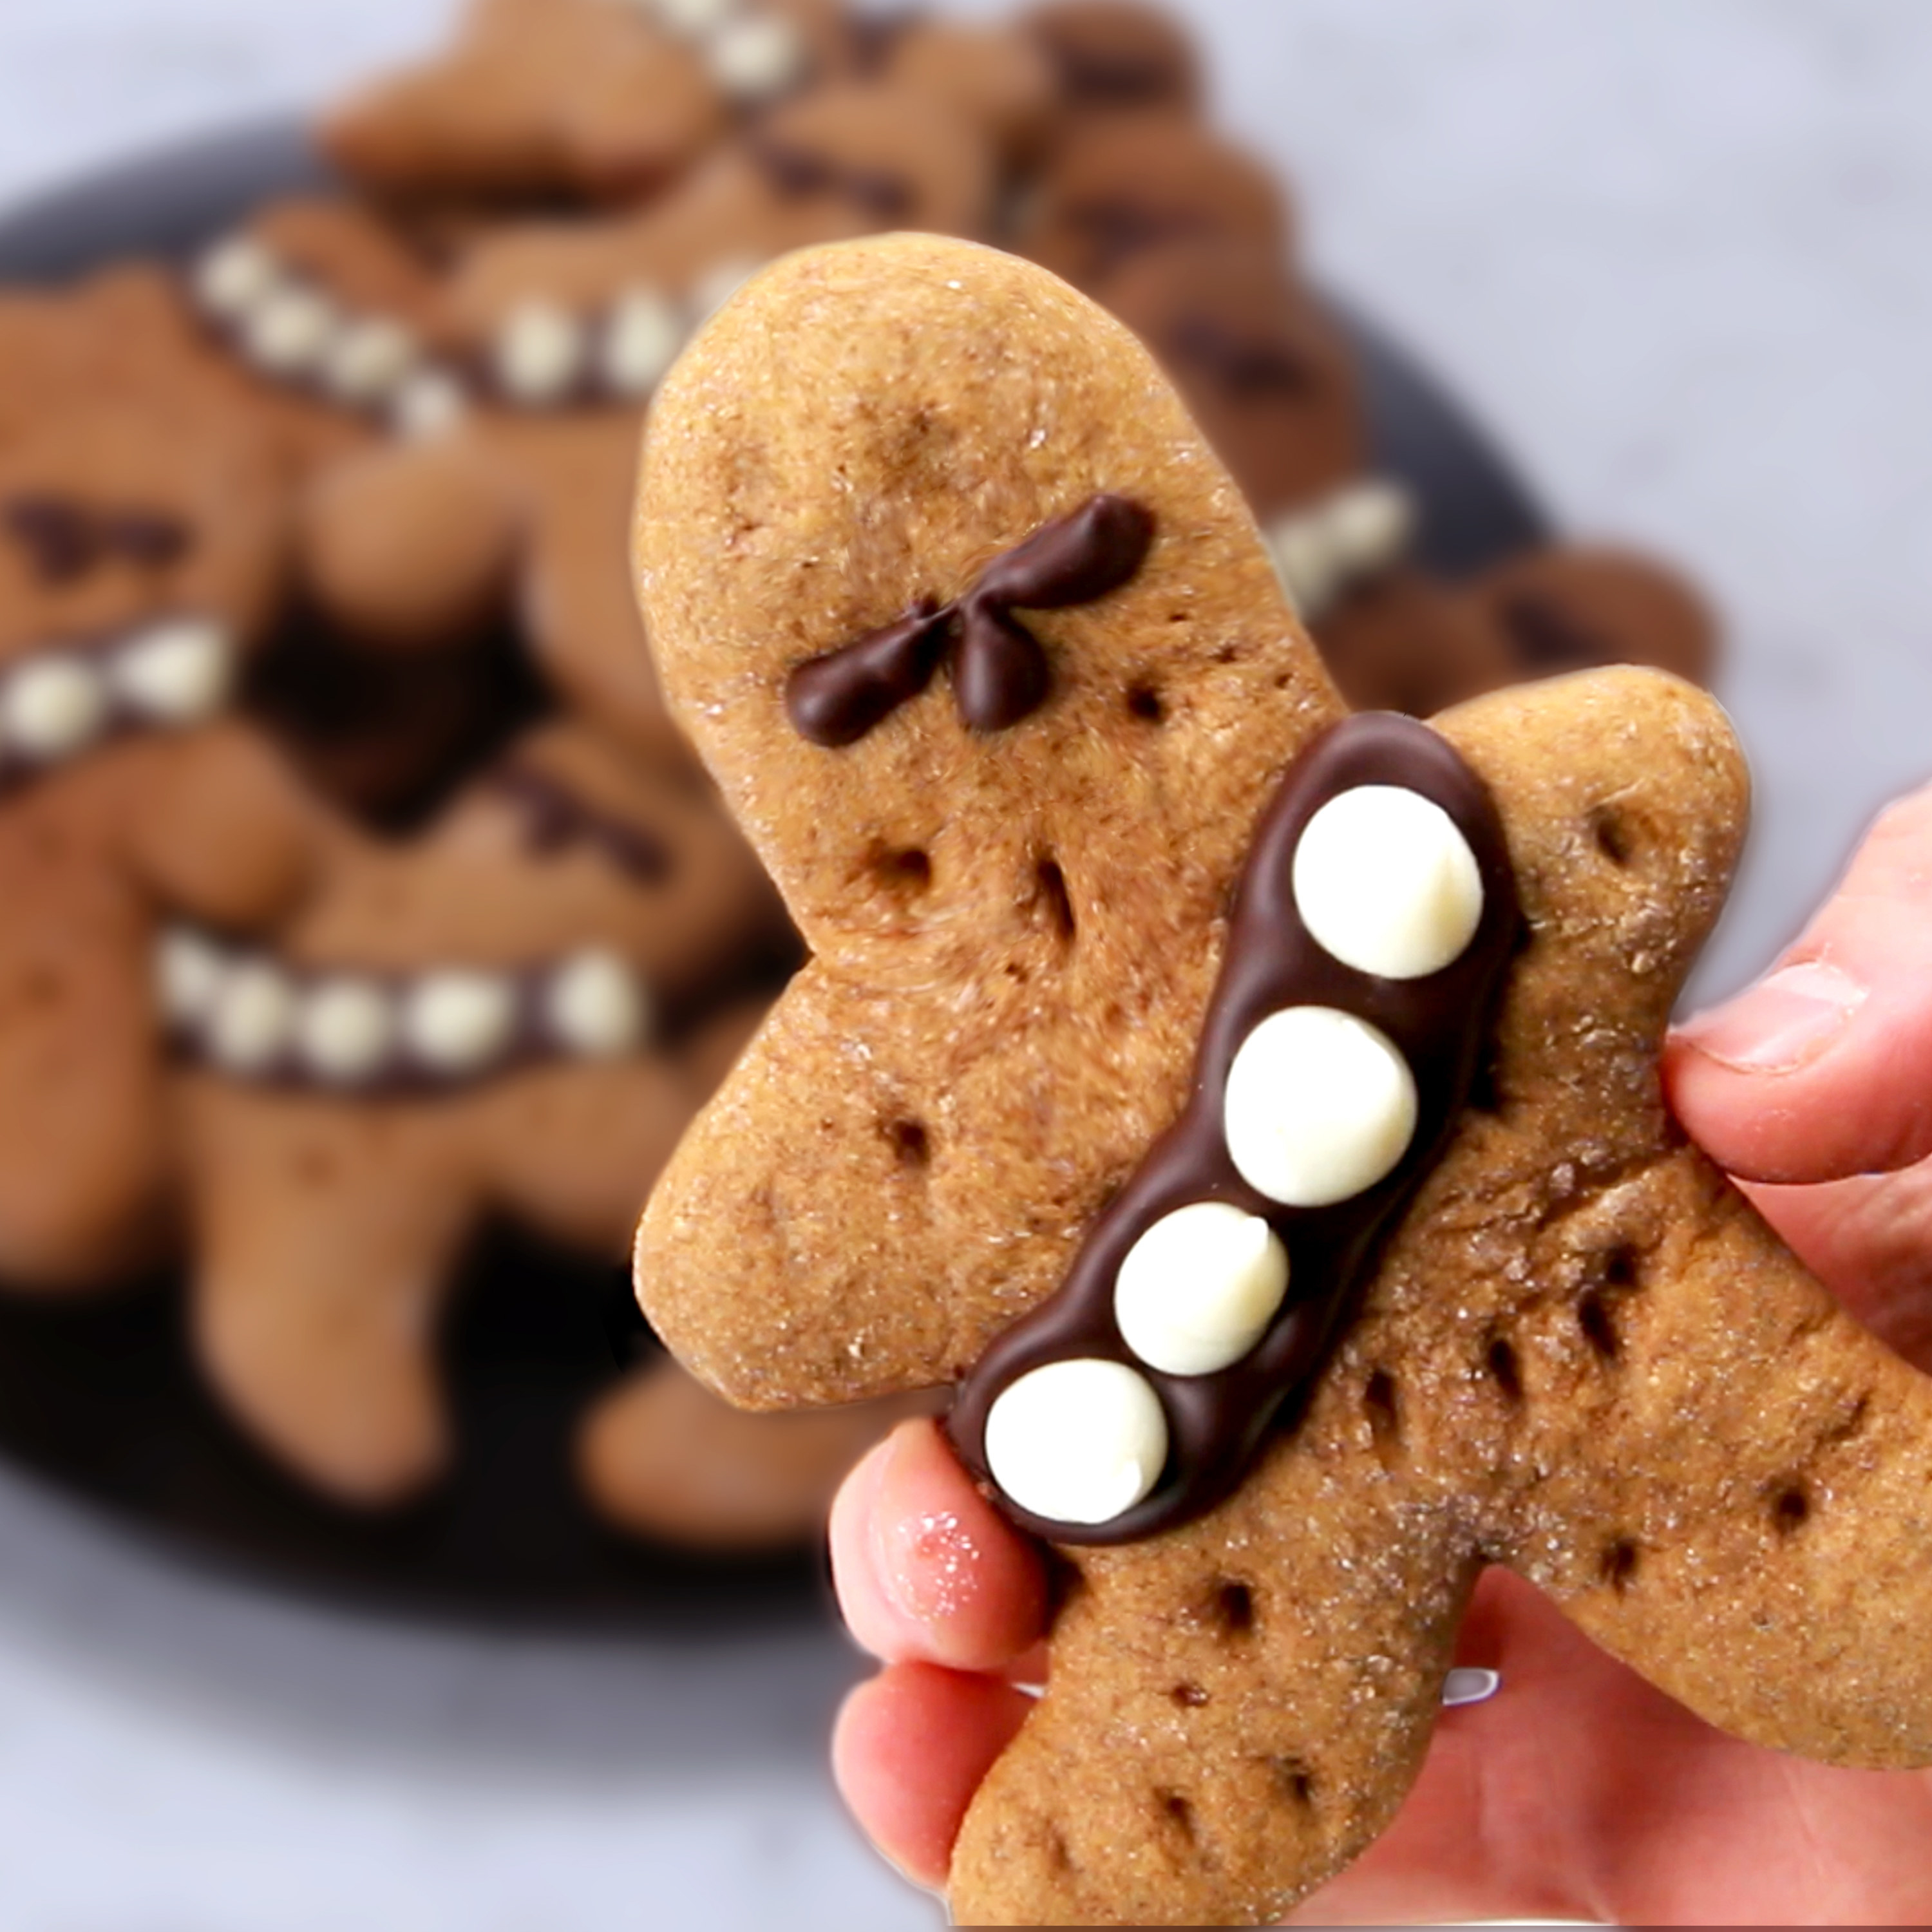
[
  {"xmin": 1442, "ymin": 1667, "xmax": 1501, "ymax": 1708},
  {"xmin": 206, "ymin": 960, "xmax": 298, "ymax": 1074},
  {"xmin": 194, "ymin": 236, "xmax": 281, "ymax": 319},
  {"xmin": 1264, "ymin": 509, "xmax": 1336, "ymax": 620},
  {"xmin": 390, "ymin": 367, "xmax": 468, "ymax": 440},
  {"xmin": 656, "ymin": 0, "xmax": 734, "ymax": 32},
  {"xmin": 706, "ymin": 13, "xmax": 805, "ymax": 100},
  {"xmin": 109, "ymin": 618, "xmax": 234, "ymax": 724},
  {"xmin": 323, "ymin": 316, "xmax": 419, "ymax": 405},
  {"xmin": 983, "ymin": 1358, "xmax": 1168, "ymax": 1526},
  {"xmin": 1113, "ymin": 1201, "xmax": 1289, "ymax": 1378},
  {"xmin": 0, "ymin": 657, "xmax": 108, "ymax": 761},
  {"xmin": 401, "ymin": 970, "xmax": 517, "ymax": 1074},
  {"xmin": 1293, "ymin": 785, "xmax": 1484, "ymax": 981},
  {"xmin": 1223, "ymin": 1006, "xmax": 1417, "ymax": 1208},
  {"xmin": 495, "ymin": 301, "xmax": 587, "ymax": 406},
  {"xmin": 1325, "ymin": 480, "xmax": 1415, "ymax": 579},
  {"xmin": 156, "ymin": 928, "xmax": 229, "ymax": 1031},
  {"xmin": 600, "ymin": 287, "xmax": 683, "ymax": 398},
  {"xmin": 687, "ymin": 255, "xmax": 760, "ymax": 323},
  {"xmin": 296, "ymin": 977, "xmax": 397, "ymax": 1086},
  {"xmin": 244, "ymin": 285, "xmax": 341, "ymax": 376},
  {"xmin": 545, "ymin": 949, "xmax": 650, "ymax": 1058}
]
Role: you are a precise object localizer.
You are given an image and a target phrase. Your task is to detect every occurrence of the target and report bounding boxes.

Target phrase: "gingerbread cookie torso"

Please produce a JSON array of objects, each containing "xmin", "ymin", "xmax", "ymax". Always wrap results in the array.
[{"xmin": 630, "ymin": 233, "xmax": 1932, "ymax": 1926}]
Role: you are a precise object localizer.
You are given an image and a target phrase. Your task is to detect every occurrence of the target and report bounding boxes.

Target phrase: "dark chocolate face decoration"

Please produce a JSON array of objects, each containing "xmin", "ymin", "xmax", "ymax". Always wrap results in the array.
[
  {"xmin": 1165, "ymin": 315, "xmax": 1314, "ymax": 397},
  {"xmin": 746, "ymin": 135, "xmax": 914, "ymax": 222},
  {"xmin": 5, "ymin": 495, "xmax": 192, "ymax": 584},
  {"xmin": 491, "ymin": 759, "xmax": 677, "ymax": 884},
  {"xmin": 1496, "ymin": 591, "xmax": 1613, "ymax": 673},
  {"xmin": 1063, "ymin": 199, "xmax": 1207, "ymax": 276},
  {"xmin": 949, "ymin": 714, "xmax": 1519, "ymax": 1542},
  {"xmin": 785, "ymin": 493, "xmax": 1155, "ymax": 746}
]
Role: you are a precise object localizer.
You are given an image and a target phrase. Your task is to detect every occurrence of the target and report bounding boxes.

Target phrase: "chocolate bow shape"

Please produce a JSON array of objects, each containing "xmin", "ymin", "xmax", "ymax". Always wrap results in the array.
[
  {"xmin": 785, "ymin": 493, "xmax": 1155, "ymax": 747},
  {"xmin": 4, "ymin": 495, "xmax": 190, "ymax": 584}
]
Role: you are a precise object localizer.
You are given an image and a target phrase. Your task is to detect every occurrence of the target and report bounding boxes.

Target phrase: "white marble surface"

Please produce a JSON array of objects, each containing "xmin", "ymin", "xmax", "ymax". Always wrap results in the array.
[{"xmin": 3, "ymin": 4, "xmax": 1932, "ymax": 1927}]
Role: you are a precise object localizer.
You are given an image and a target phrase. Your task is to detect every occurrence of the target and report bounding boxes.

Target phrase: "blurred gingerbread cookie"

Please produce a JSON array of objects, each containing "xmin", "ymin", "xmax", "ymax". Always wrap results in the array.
[
  {"xmin": 1017, "ymin": 114, "xmax": 1287, "ymax": 292},
  {"xmin": 0, "ymin": 397, "xmax": 317, "ymax": 1287},
  {"xmin": 321, "ymin": 0, "xmax": 852, "ymax": 207},
  {"xmin": 1024, "ymin": 1, "xmax": 1203, "ymax": 128},
  {"xmin": 166, "ymin": 718, "xmax": 789, "ymax": 1503}
]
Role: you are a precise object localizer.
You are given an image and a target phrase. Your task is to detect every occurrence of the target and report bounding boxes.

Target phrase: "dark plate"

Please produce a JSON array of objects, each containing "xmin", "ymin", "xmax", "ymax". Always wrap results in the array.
[{"xmin": 0, "ymin": 120, "xmax": 1548, "ymax": 1628}]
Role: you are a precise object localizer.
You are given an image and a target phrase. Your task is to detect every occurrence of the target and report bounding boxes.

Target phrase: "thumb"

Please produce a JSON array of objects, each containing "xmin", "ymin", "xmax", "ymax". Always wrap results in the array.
[{"xmin": 1665, "ymin": 783, "xmax": 1932, "ymax": 1184}]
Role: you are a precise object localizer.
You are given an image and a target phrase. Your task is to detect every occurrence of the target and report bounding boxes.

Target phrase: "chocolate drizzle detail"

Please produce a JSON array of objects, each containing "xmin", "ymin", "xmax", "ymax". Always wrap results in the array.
[
  {"xmin": 746, "ymin": 137, "xmax": 914, "ymax": 222},
  {"xmin": 1166, "ymin": 317, "xmax": 1314, "ymax": 397},
  {"xmin": 491, "ymin": 761, "xmax": 676, "ymax": 884},
  {"xmin": 947, "ymin": 714, "xmax": 1520, "ymax": 1544},
  {"xmin": 784, "ymin": 495, "xmax": 1155, "ymax": 747},
  {"xmin": 5, "ymin": 496, "xmax": 191, "ymax": 584}
]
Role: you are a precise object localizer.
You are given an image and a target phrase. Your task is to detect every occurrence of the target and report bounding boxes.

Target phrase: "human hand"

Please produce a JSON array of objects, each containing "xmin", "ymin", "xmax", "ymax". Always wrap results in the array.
[{"xmin": 829, "ymin": 782, "xmax": 1932, "ymax": 1926}]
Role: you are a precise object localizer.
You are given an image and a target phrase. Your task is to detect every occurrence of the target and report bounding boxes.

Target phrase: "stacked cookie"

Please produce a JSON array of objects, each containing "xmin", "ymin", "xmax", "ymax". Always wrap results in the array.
[{"xmin": 0, "ymin": 0, "xmax": 1715, "ymax": 1552}]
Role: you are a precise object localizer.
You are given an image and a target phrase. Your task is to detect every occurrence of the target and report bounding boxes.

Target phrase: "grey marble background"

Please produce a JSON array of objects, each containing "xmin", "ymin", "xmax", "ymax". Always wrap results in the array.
[{"xmin": 3, "ymin": 3, "xmax": 1930, "ymax": 1926}]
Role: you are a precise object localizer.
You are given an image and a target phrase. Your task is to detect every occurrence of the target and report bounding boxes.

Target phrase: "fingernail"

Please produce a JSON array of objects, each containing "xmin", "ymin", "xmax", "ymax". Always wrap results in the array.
[
  {"xmin": 1676, "ymin": 960, "xmax": 1866, "ymax": 1072},
  {"xmin": 1442, "ymin": 1667, "xmax": 1501, "ymax": 1708},
  {"xmin": 869, "ymin": 1421, "xmax": 987, "ymax": 1628}
]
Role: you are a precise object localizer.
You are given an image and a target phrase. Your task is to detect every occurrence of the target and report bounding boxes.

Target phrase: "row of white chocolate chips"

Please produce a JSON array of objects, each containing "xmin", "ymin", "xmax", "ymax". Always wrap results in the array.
[
  {"xmin": 983, "ymin": 782, "xmax": 1487, "ymax": 1527},
  {"xmin": 489, "ymin": 256, "xmax": 756, "ymax": 410},
  {"xmin": 193, "ymin": 238, "xmax": 466, "ymax": 437},
  {"xmin": 1263, "ymin": 478, "xmax": 1415, "ymax": 623},
  {"xmin": 194, "ymin": 234, "xmax": 759, "ymax": 428},
  {"xmin": 159, "ymin": 930, "xmax": 650, "ymax": 1088},
  {"xmin": 0, "ymin": 619, "xmax": 233, "ymax": 772},
  {"xmin": 621, "ymin": 0, "xmax": 808, "ymax": 104}
]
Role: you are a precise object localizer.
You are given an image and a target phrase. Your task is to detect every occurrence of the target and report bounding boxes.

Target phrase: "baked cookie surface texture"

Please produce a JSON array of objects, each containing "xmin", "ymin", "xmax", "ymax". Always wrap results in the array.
[{"xmin": 634, "ymin": 233, "xmax": 1932, "ymax": 1927}]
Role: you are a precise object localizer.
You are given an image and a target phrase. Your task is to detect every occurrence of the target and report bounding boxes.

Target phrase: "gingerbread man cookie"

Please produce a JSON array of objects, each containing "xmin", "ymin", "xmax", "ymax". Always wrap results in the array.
[
  {"xmin": 630, "ymin": 234, "xmax": 1932, "ymax": 1926},
  {"xmin": 321, "ymin": 0, "xmax": 851, "ymax": 207},
  {"xmin": 0, "ymin": 396, "xmax": 317, "ymax": 1287},
  {"xmin": 1023, "ymin": 1, "xmax": 1204, "ymax": 130},
  {"xmin": 166, "ymin": 719, "xmax": 788, "ymax": 1504}
]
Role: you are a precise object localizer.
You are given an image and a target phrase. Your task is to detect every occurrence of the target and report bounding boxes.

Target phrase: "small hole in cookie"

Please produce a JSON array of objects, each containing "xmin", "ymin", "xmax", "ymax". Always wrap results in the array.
[
  {"xmin": 1171, "ymin": 1681, "xmax": 1209, "ymax": 1709},
  {"xmin": 866, "ymin": 845, "xmax": 932, "ymax": 897},
  {"xmin": 1033, "ymin": 856, "xmax": 1077, "ymax": 946},
  {"xmin": 1045, "ymin": 1829, "xmax": 1073, "ymax": 1874},
  {"xmin": 1213, "ymin": 641, "xmax": 1239, "ymax": 665},
  {"xmin": 1589, "ymin": 805, "xmax": 1634, "ymax": 867},
  {"xmin": 1600, "ymin": 1538, "xmax": 1640, "ymax": 1592},
  {"xmin": 1485, "ymin": 1336, "xmax": 1524, "ymax": 1403},
  {"xmin": 882, "ymin": 1117, "xmax": 931, "ymax": 1168},
  {"xmin": 1578, "ymin": 1290, "xmax": 1620, "ymax": 1363},
  {"xmin": 1273, "ymin": 1759, "xmax": 1317, "ymax": 1810},
  {"xmin": 1772, "ymin": 1484, "xmax": 1810, "ymax": 1534},
  {"xmin": 1157, "ymin": 1792, "xmax": 1197, "ymax": 1841},
  {"xmin": 1602, "ymin": 1244, "xmax": 1640, "ymax": 1290},
  {"xmin": 1209, "ymin": 1579, "xmax": 1255, "ymax": 1637},
  {"xmin": 1125, "ymin": 681, "xmax": 1165, "ymax": 723},
  {"xmin": 1465, "ymin": 1049, "xmax": 1505, "ymax": 1117},
  {"xmin": 1364, "ymin": 1368, "xmax": 1402, "ymax": 1464}
]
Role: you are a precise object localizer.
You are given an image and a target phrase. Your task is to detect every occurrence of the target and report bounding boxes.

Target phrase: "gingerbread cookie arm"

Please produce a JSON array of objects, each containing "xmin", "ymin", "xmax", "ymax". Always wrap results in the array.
[{"xmin": 120, "ymin": 723, "xmax": 324, "ymax": 934}]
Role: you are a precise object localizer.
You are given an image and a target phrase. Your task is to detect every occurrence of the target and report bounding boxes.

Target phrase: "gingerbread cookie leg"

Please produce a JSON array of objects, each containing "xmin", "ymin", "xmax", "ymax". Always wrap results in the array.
[{"xmin": 955, "ymin": 1482, "xmax": 1473, "ymax": 1927}]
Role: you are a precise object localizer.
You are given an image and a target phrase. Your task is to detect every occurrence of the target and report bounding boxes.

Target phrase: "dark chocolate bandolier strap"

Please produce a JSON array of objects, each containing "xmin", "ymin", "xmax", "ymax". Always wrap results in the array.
[{"xmin": 949, "ymin": 713, "xmax": 1519, "ymax": 1544}]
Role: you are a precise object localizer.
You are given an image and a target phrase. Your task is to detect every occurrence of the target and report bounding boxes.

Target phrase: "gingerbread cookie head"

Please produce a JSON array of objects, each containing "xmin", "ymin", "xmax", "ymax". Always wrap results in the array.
[
  {"xmin": 634, "ymin": 234, "xmax": 1932, "ymax": 1925},
  {"xmin": 1092, "ymin": 237, "xmax": 1364, "ymax": 522},
  {"xmin": 1017, "ymin": 113, "xmax": 1287, "ymax": 292},
  {"xmin": 322, "ymin": 0, "xmax": 852, "ymax": 207},
  {"xmin": 0, "ymin": 396, "xmax": 289, "ymax": 773},
  {"xmin": 440, "ymin": 76, "xmax": 1000, "ymax": 377},
  {"xmin": 1470, "ymin": 540, "xmax": 1720, "ymax": 689},
  {"xmin": 1024, "ymin": 1, "xmax": 1203, "ymax": 127}
]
